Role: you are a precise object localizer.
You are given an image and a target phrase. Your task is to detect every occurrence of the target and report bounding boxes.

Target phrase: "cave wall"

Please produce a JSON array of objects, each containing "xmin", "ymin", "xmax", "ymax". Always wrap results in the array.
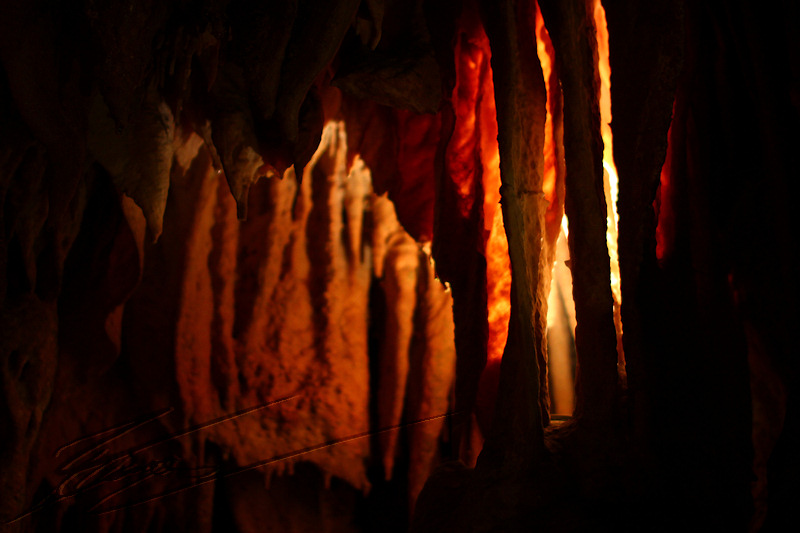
[{"xmin": 1, "ymin": 0, "xmax": 799, "ymax": 531}]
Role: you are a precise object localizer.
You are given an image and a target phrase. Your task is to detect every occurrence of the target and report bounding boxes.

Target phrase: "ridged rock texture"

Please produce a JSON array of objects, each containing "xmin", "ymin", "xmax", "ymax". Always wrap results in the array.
[{"xmin": 1, "ymin": 0, "xmax": 799, "ymax": 531}]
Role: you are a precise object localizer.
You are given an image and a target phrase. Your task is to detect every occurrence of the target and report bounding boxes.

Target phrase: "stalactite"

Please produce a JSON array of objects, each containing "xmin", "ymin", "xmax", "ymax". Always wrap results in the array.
[
  {"xmin": 157, "ymin": 123, "xmax": 369, "ymax": 490},
  {"xmin": 535, "ymin": 4, "xmax": 566, "ymax": 254},
  {"xmin": 88, "ymin": 118, "xmax": 457, "ymax": 527},
  {"xmin": 602, "ymin": 0, "xmax": 684, "ymax": 439},
  {"xmin": 374, "ymin": 194, "xmax": 419, "ymax": 479},
  {"xmin": 536, "ymin": 2, "xmax": 572, "ymax": 416},
  {"xmin": 479, "ymin": 0, "xmax": 550, "ymax": 462},
  {"xmin": 88, "ymin": 87, "xmax": 175, "ymax": 240},
  {"xmin": 538, "ymin": 0, "xmax": 618, "ymax": 425},
  {"xmin": 371, "ymin": 193, "xmax": 457, "ymax": 509},
  {"xmin": 431, "ymin": 4, "xmax": 491, "ymax": 463},
  {"xmin": 209, "ymin": 63, "xmax": 273, "ymax": 221},
  {"xmin": 634, "ymin": 3, "xmax": 761, "ymax": 525},
  {"xmin": 405, "ymin": 252, "xmax": 456, "ymax": 511}
]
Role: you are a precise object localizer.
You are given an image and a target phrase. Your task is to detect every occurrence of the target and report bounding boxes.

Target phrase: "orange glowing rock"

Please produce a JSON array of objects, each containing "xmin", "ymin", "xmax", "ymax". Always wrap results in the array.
[
  {"xmin": 444, "ymin": 9, "xmax": 510, "ymax": 435},
  {"xmin": 536, "ymin": 2, "xmax": 564, "ymax": 247},
  {"xmin": 593, "ymin": 0, "xmax": 624, "ymax": 365},
  {"xmin": 454, "ymin": 7, "xmax": 509, "ymax": 367}
]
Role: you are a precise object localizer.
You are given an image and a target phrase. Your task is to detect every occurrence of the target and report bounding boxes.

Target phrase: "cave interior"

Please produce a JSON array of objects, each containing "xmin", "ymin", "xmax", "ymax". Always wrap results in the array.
[{"xmin": 1, "ymin": 0, "xmax": 799, "ymax": 531}]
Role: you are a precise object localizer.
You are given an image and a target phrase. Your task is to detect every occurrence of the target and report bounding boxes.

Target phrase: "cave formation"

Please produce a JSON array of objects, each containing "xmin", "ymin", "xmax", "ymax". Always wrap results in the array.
[{"xmin": 1, "ymin": 0, "xmax": 798, "ymax": 531}]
